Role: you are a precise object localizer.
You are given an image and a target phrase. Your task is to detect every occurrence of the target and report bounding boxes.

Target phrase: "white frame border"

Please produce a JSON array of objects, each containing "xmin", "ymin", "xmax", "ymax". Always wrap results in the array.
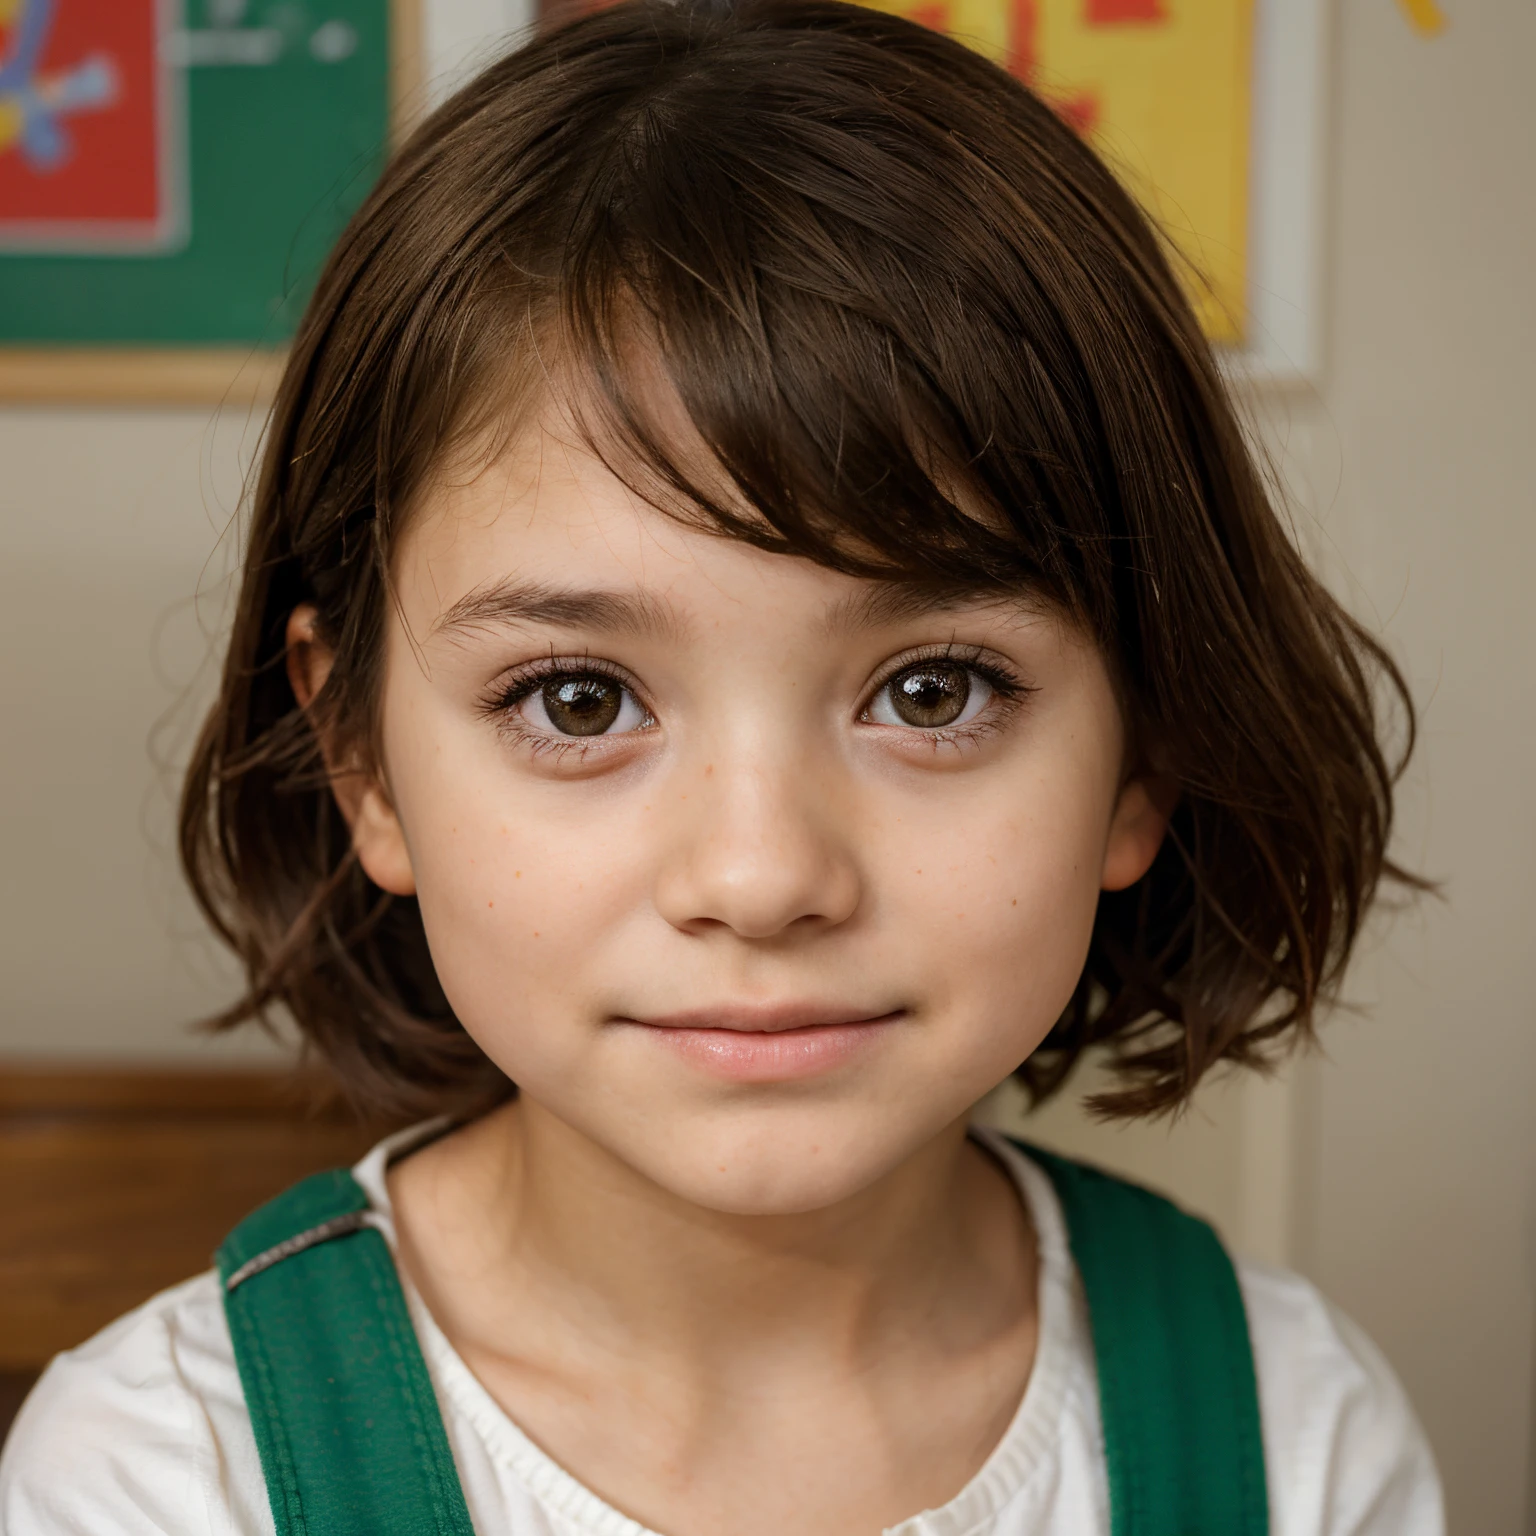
[{"xmin": 1225, "ymin": 0, "xmax": 1331, "ymax": 386}]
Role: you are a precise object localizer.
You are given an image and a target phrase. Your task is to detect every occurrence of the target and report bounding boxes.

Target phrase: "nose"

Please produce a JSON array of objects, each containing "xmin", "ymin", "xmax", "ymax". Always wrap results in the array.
[{"xmin": 652, "ymin": 741, "xmax": 862, "ymax": 941}]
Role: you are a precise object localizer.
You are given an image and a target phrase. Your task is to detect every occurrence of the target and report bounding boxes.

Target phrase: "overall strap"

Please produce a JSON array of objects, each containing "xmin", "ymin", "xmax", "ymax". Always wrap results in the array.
[
  {"xmin": 220, "ymin": 1153, "xmax": 1265, "ymax": 1536},
  {"xmin": 1016, "ymin": 1140, "xmax": 1269, "ymax": 1536},
  {"xmin": 217, "ymin": 1169, "xmax": 475, "ymax": 1536}
]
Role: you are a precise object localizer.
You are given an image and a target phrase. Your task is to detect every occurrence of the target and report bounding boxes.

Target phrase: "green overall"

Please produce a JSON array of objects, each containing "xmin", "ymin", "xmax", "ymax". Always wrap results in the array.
[{"xmin": 216, "ymin": 1141, "xmax": 1268, "ymax": 1536}]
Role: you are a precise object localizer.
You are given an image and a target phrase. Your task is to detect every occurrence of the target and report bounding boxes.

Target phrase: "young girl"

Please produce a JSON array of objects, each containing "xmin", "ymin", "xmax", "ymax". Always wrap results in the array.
[{"xmin": 1, "ymin": 1, "xmax": 1443, "ymax": 1531}]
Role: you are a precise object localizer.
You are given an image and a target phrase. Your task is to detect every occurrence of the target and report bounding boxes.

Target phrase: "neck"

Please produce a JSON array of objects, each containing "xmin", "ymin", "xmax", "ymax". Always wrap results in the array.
[{"xmin": 392, "ymin": 1098, "xmax": 1028, "ymax": 1381}]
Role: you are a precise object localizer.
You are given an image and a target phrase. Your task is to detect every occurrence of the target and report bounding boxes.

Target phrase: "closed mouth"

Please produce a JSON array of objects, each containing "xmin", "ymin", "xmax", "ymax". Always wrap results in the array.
[
  {"xmin": 619, "ymin": 1007, "xmax": 906, "ymax": 1081},
  {"xmin": 626, "ymin": 1004, "xmax": 905, "ymax": 1034}
]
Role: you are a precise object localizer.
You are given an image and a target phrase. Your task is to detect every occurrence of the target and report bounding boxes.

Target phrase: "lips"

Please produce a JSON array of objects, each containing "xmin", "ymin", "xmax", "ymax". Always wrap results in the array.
[
  {"xmin": 621, "ymin": 1004, "xmax": 905, "ymax": 1082},
  {"xmin": 631, "ymin": 1001, "xmax": 900, "ymax": 1034}
]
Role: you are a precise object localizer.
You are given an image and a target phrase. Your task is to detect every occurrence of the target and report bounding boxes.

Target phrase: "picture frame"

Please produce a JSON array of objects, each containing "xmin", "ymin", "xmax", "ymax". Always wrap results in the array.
[
  {"xmin": 521, "ymin": 0, "xmax": 1332, "ymax": 387},
  {"xmin": 0, "ymin": 0, "xmax": 1326, "ymax": 402},
  {"xmin": 0, "ymin": 0, "xmax": 422, "ymax": 404}
]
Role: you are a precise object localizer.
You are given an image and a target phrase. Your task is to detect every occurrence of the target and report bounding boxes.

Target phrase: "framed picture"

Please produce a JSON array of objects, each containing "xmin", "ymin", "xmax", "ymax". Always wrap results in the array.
[
  {"xmin": 524, "ymin": 0, "xmax": 1327, "ymax": 382},
  {"xmin": 880, "ymin": 0, "xmax": 1328, "ymax": 380},
  {"xmin": 0, "ymin": 0, "xmax": 421, "ymax": 402}
]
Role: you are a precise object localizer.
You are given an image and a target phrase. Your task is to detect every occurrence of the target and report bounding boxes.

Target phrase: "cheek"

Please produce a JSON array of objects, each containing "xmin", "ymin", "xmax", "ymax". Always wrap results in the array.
[
  {"xmin": 381, "ymin": 708, "xmax": 644, "ymax": 1058},
  {"xmin": 424, "ymin": 820, "xmax": 635, "ymax": 1026},
  {"xmin": 885, "ymin": 759, "xmax": 1112, "ymax": 1051}
]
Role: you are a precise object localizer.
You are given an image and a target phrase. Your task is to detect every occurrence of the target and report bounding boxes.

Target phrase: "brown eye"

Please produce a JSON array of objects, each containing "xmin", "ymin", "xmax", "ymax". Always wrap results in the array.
[
  {"xmin": 884, "ymin": 662, "xmax": 971, "ymax": 727},
  {"xmin": 538, "ymin": 676, "xmax": 627, "ymax": 735},
  {"xmin": 865, "ymin": 659, "xmax": 999, "ymax": 732}
]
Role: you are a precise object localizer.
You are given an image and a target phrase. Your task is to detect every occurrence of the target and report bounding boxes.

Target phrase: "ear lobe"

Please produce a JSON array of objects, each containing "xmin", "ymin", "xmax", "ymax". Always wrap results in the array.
[
  {"xmin": 285, "ymin": 604, "xmax": 417, "ymax": 898},
  {"xmin": 1101, "ymin": 774, "xmax": 1178, "ymax": 892},
  {"xmin": 345, "ymin": 784, "xmax": 418, "ymax": 897}
]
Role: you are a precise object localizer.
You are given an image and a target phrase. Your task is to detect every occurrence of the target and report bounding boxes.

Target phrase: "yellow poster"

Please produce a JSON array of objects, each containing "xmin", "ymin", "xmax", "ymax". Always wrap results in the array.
[{"xmin": 859, "ymin": 0, "xmax": 1254, "ymax": 342}]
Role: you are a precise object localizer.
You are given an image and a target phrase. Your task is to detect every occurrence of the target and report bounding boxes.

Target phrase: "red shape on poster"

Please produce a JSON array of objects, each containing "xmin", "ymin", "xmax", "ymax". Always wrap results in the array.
[
  {"xmin": 0, "ymin": 0, "xmax": 173, "ymax": 245},
  {"xmin": 1010, "ymin": 0, "xmax": 1040, "ymax": 70},
  {"xmin": 1009, "ymin": 0, "xmax": 1100, "ymax": 134},
  {"xmin": 907, "ymin": 3, "xmax": 951, "ymax": 35}
]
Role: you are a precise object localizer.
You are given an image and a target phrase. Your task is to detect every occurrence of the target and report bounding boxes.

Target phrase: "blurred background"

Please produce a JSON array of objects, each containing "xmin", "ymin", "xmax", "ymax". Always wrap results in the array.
[{"xmin": 1, "ymin": 0, "xmax": 1533, "ymax": 1530}]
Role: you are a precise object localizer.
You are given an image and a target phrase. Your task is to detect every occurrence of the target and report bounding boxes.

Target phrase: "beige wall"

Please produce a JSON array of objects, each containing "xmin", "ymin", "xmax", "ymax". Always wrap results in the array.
[
  {"xmin": 0, "ymin": 408, "xmax": 281, "ymax": 1062},
  {"xmin": 2, "ymin": 0, "xmax": 1533, "ymax": 1528},
  {"xmin": 1012, "ymin": 7, "xmax": 1536, "ymax": 1526},
  {"xmin": 1296, "ymin": 1, "xmax": 1536, "ymax": 1527}
]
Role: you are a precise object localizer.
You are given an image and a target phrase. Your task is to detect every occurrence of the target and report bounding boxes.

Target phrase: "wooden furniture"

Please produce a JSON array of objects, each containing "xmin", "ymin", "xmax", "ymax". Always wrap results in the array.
[{"xmin": 0, "ymin": 1063, "xmax": 402, "ymax": 1445}]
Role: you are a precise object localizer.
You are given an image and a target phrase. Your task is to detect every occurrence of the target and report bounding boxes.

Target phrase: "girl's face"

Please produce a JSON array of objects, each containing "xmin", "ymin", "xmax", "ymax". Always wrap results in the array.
[{"xmin": 327, "ymin": 416, "xmax": 1168, "ymax": 1215}]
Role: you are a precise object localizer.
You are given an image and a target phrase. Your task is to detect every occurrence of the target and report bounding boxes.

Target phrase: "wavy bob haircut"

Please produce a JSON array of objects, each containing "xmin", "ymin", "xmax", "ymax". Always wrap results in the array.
[{"xmin": 181, "ymin": 0, "xmax": 1417, "ymax": 1119}]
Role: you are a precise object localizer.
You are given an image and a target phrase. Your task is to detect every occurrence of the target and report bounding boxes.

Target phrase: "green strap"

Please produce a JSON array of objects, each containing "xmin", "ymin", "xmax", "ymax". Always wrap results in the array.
[
  {"xmin": 217, "ymin": 1170, "xmax": 475, "ymax": 1536},
  {"xmin": 221, "ymin": 1150, "xmax": 1266, "ymax": 1536},
  {"xmin": 1016, "ymin": 1140, "xmax": 1269, "ymax": 1536}
]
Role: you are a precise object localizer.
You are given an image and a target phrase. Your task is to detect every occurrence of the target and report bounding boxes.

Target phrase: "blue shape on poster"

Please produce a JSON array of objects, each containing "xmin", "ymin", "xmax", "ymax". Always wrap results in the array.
[{"xmin": 0, "ymin": 0, "xmax": 120, "ymax": 172}]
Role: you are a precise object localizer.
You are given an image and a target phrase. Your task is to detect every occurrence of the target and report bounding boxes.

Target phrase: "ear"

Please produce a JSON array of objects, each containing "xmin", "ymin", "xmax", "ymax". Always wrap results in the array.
[
  {"xmin": 286, "ymin": 605, "xmax": 417, "ymax": 897},
  {"xmin": 1100, "ymin": 773, "xmax": 1178, "ymax": 892}
]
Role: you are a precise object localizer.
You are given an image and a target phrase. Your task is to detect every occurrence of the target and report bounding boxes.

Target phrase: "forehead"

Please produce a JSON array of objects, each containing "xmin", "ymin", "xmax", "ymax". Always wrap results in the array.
[
  {"xmin": 399, "ymin": 416, "xmax": 1048, "ymax": 638},
  {"xmin": 407, "ymin": 418, "xmax": 743, "ymax": 605}
]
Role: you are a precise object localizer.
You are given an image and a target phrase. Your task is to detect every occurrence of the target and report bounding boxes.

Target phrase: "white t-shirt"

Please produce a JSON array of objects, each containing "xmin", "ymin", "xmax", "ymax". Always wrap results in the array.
[{"xmin": 0, "ymin": 1125, "xmax": 1443, "ymax": 1536}]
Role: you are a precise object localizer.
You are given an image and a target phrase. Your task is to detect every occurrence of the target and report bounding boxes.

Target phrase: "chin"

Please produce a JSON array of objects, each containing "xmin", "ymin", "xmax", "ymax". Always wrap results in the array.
[
  {"xmin": 666, "ymin": 1161, "xmax": 872, "ymax": 1217},
  {"xmin": 619, "ymin": 1107, "xmax": 946, "ymax": 1217}
]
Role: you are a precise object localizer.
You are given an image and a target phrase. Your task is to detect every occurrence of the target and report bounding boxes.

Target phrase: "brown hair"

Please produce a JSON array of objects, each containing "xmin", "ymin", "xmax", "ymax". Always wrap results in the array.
[{"xmin": 181, "ymin": 0, "xmax": 1418, "ymax": 1119}]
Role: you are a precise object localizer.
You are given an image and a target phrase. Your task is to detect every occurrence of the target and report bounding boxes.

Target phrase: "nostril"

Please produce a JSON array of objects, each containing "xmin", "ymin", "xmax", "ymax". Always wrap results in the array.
[{"xmin": 655, "ymin": 857, "xmax": 861, "ymax": 940}]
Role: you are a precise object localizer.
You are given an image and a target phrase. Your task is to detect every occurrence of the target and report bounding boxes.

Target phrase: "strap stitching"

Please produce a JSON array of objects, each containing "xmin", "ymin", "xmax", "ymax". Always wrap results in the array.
[
  {"xmin": 1213, "ymin": 1251, "xmax": 1268, "ymax": 1536},
  {"xmin": 364, "ymin": 1247, "xmax": 469, "ymax": 1534},
  {"xmin": 223, "ymin": 1185, "xmax": 475, "ymax": 1536},
  {"xmin": 1026, "ymin": 1148, "xmax": 1268, "ymax": 1536},
  {"xmin": 1107, "ymin": 1192, "xmax": 1150, "ymax": 1535},
  {"xmin": 1075, "ymin": 1169, "xmax": 1148, "ymax": 1535},
  {"xmin": 227, "ymin": 1291, "xmax": 309, "ymax": 1535}
]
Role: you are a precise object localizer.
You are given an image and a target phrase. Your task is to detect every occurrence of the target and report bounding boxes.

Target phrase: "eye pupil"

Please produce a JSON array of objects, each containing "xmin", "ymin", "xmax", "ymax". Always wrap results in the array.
[
  {"xmin": 889, "ymin": 663, "xmax": 969, "ymax": 727},
  {"xmin": 543, "ymin": 677, "xmax": 623, "ymax": 736}
]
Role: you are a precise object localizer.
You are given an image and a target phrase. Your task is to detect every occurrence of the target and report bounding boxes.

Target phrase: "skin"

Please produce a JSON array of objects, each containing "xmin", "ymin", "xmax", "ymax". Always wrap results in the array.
[{"xmin": 289, "ymin": 407, "xmax": 1170, "ymax": 1536}]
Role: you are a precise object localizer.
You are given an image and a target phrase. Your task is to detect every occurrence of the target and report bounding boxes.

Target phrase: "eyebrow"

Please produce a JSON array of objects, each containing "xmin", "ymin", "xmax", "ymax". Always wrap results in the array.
[
  {"xmin": 433, "ymin": 576, "xmax": 1038, "ymax": 645},
  {"xmin": 432, "ymin": 580, "xmax": 685, "ymax": 642},
  {"xmin": 821, "ymin": 581, "xmax": 1040, "ymax": 634}
]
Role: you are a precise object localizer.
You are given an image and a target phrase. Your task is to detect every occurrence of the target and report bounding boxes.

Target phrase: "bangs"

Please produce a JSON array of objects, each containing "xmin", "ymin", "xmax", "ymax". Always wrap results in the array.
[
  {"xmin": 428, "ymin": 4, "xmax": 1178, "ymax": 636},
  {"xmin": 552, "ymin": 32, "xmax": 1130, "ymax": 617}
]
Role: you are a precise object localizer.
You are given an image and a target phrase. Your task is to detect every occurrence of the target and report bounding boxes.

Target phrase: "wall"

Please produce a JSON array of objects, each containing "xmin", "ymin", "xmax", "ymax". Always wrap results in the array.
[
  {"xmin": 1295, "ymin": 1, "xmax": 1536, "ymax": 1527},
  {"xmin": 1010, "ymin": 8, "xmax": 1536, "ymax": 1521},
  {"xmin": 0, "ymin": 408, "xmax": 282, "ymax": 1060},
  {"xmin": 1, "ymin": 0, "xmax": 1533, "ymax": 1528}
]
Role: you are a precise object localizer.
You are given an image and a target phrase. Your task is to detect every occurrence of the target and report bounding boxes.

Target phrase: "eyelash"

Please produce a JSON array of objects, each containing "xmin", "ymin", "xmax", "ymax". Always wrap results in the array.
[
  {"xmin": 860, "ymin": 644, "xmax": 1033, "ymax": 750},
  {"xmin": 478, "ymin": 644, "xmax": 1033, "ymax": 760},
  {"xmin": 480, "ymin": 654, "xmax": 655, "ymax": 763}
]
